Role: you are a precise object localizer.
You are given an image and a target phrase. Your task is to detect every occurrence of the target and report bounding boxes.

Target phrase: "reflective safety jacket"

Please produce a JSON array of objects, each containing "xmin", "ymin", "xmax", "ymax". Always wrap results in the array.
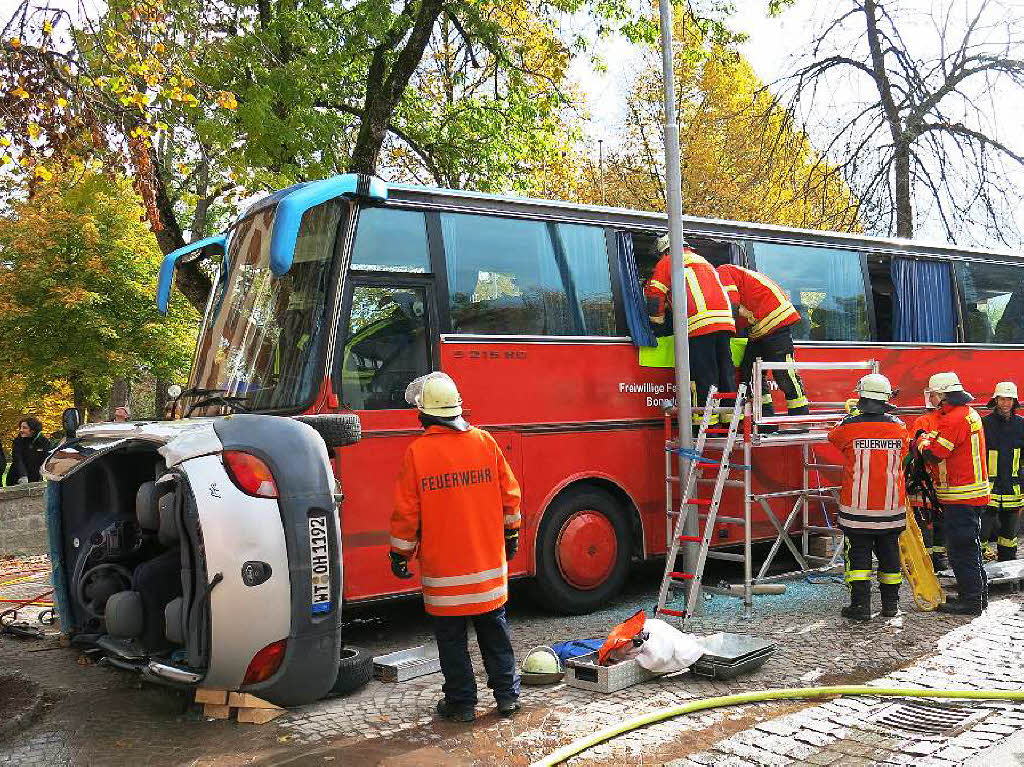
[
  {"xmin": 917, "ymin": 404, "xmax": 990, "ymax": 506},
  {"xmin": 982, "ymin": 410, "xmax": 1024, "ymax": 509},
  {"xmin": 828, "ymin": 412, "xmax": 909, "ymax": 532},
  {"xmin": 644, "ymin": 249, "xmax": 736, "ymax": 337},
  {"xmin": 716, "ymin": 264, "xmax": 800, "ymax": 340},
  {"xmin": 391, "ymin": 425, "xmax": 522, "ymax": 616}
]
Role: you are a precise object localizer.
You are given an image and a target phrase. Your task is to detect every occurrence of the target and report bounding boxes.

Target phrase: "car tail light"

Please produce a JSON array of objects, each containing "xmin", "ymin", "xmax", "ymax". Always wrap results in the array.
[
  {"xmin": 223, "ymin": 451, "xmax": 278, "ymax": 498},
  {"xmin": 243, "ymin": 639, "xmax": 287, "ymax": 684}
]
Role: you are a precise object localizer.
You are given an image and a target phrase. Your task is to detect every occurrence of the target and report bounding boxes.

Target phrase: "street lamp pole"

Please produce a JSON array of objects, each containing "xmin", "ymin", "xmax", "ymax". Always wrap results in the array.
[{"xmin": 657, "ymin": 0, "xmax": 697, "ymax": 590}]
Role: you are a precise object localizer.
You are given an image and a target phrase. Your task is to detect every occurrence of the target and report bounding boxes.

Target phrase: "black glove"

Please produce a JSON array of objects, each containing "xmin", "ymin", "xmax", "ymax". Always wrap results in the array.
[
  {"xmin": 389, "ymin": 551, "xmax": 413, "ymax": 579},
  {"xmin": 505, "ymin": 531, "xmax": 519, "ymax": 560}
]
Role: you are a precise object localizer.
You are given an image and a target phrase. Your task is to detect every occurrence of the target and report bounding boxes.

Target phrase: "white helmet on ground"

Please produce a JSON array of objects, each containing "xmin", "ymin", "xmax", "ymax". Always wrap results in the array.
[
  {"xmin": 404, "ymin": 372, "xmax": 463, "ymax": 417},
  {"xmin": 856, "ymin": 373, "xmax": 895, "ymax": 402},
  {"xmin": 521, "ymin": 646, "xmax": 564, "ymax": 685},
  {"xmin": 926, "ymin": 372, "xmax": 965, "ymax": 395}
]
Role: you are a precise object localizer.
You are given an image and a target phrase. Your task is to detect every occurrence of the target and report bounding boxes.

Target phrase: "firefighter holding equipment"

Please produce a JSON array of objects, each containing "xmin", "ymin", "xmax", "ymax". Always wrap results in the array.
[
  {"xmin": 828, "ymin": 374, "xmax": 908, "ymax": 621},
  {"xmin": 982, "ymin": 381, "xmax": 1024, "ymax": 561},
  {"xmin": 716, "ymin": 264, "xmax": 810, "ymax": 417},
  {"xmin": 644, "ymin": 236, "xmax": 736, "ymax": 425},
  {"xmin": 915, "ymin": 372, "xmax": 990, "ymax": 615},
  {"xmin": 908, "ymin": 396, "xmax": 947, "ymax": 572},
  {"xmin": 390, "ymin": 372, "xmax": 523, "ymax": 721}
]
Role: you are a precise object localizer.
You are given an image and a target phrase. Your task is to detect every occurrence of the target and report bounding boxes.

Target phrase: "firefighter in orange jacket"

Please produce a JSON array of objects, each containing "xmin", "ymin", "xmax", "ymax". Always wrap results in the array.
[
  {"xmin": 828, "ymin": 374, "xmax": 908, "ymax": 621},
  {"xmin": 915, "ymin": 372, "xmax": 990, "ymax": 615},
  {"xmin": 717, "ymin": 264, "xmax": 810, "ymax": 417},
  {"xmin": 390, "ymin": 372, "xmax": 523, "ymax": 721},
  {"xmin": 643, "ymin": 236, "xmax": 736, "ymax": 424}
]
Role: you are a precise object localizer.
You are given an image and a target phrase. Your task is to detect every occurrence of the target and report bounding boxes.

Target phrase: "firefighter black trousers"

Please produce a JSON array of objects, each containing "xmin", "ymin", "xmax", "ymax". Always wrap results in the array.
[
  {"xmin": 982, "ymin": 506, "xmax": 1020, "ymax": 560},
  {"xmin": 843, "ymin": 530, "xmax": 903, "ymax": 590},
  {"xmin": 739, "ymin": 327, "xmax": 809, "ymax": 416},
  {"xmin": 945, "ymin": 504, "xmax": 988, "ymax": 603},
  {"xmin": 689, "ymin": 331, "xmax": 735, "ymax": 424}
]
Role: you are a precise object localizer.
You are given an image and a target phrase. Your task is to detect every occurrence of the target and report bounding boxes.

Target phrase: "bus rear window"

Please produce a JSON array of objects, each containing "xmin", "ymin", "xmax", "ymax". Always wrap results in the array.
[
  {"xmin": 750, "ymin": 242, "xmax": 872, "ymax": 342},
  {"xmin": 440, "ymin": 213, "xmax": 616, "ymax": 336},
  {"xmin": 956, "ymin": 260, "xmax": 1024, "ymax": 343}
]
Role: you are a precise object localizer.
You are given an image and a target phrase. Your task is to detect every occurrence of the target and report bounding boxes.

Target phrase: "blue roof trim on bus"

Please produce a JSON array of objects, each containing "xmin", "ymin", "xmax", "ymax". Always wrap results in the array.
[
  {"xmin": 268, "ymin": 174, "xmax": 388, "ymax": 276},
  {"xmin": 157, "ymin": 234, "xmax": 227, "ymax": 314}
]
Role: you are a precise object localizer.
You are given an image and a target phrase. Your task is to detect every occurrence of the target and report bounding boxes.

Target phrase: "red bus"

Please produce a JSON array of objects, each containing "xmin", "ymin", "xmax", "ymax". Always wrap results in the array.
[{"xmin": 161, "ymin": 174, "xmax": 1024, "ymax": 613}]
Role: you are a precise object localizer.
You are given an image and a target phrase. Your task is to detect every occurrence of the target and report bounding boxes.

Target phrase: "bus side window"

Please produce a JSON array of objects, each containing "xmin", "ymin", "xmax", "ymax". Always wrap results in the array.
[
  {"xmin": 440, "ymin": 213, "xmax": 616, "ymax": 336},
  {"xmin": 351, "ymin": 208, "xmax": 430, "ymax": 272},
  {"xmin": 867, "ymin": 253, "xmax": 894, "ymax": 342},
  {"xmin": 955, "ymin": 260, "xmax": 1024, "ymax": 344},
  {"xmin": 749, "ymin": 241, "xmax": 873, "ymax": 342}
]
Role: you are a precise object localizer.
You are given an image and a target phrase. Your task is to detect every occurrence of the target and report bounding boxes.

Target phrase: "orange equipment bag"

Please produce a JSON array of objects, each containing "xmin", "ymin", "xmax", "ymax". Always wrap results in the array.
[{"xmin": 597, "ymin": 609, "xmax": 647, "ymax": 666}]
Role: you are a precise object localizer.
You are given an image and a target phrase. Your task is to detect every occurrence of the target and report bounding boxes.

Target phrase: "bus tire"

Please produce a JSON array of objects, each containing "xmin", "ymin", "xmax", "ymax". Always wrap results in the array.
[
  {"xmin": 532, "ymin": 488, "xmax": 632, "ymax": 615},
  {"xmin": 295, "ymin": 414, "xmax": 362, "ymax": 449}
]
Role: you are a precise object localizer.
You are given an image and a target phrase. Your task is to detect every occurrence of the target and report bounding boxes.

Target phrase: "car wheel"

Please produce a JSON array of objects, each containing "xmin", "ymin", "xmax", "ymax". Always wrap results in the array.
[
  {"xmin": 326, "ymin": 646, "xmax": 373, "ymax": 697},
  {"xmin": 532, "ymin": 488, "xmax": 632, "ymax": 615}
]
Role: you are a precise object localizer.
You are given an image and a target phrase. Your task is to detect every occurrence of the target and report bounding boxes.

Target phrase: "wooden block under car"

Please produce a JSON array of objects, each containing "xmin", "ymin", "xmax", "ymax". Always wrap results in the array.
[
  {"xmin": 237, "ymin": 707, "xmax": 285, "ymax": 724},
  {"xmin": 227, "ymin": 692, "xmax": 281, "ymax": 710},
  {"xmin": 203, "ymin": 703, "xmax": 232, "ymax": 719},
  {"xmin": 195, "ymin": 688, "xmax": 229, "ymax": 705}
]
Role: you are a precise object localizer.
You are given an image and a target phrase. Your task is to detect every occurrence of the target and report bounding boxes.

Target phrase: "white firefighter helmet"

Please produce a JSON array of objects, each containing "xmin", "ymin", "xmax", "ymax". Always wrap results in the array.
[
  {"xmin": 404, "ymin": 372, "xmax": 463, "ymax": 417},
  {"xmin": 926, "ymin": 372, "xmax": 965, "ymax": 395},
  {"xmin": 991, "ymin": 381, "xmax": 1018, "ymax": 401},
  {"xmin": 521, "ymin": 646, "xmax": 564, "ymax": 685},
  {"xmin": 855, "ymin": 373, "xmax": 895, "ymax": 402},
  {"xmin": 655, "ymin": 234, "xmax": 690, "ymax": 254}
]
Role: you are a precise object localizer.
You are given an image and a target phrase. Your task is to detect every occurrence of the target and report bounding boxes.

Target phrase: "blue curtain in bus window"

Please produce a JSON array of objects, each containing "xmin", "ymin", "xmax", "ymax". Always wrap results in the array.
[
  {"xmin": 890, "ymin": 258, "xmax": 956, "ymax": 343},
  {"xmin": 615, "ymin": 231, "xmax": 656, "ymax": 347}
]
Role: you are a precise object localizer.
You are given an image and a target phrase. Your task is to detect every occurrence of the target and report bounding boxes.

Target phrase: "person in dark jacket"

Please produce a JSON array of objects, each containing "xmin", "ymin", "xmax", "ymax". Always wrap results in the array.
[
  {"xmin": 982, "ymin": 382, "xmax": 1024, "ymax": 561},
  {"xmin": 6, "ymin": 417, "xmax": 52, "ymax": 485}
]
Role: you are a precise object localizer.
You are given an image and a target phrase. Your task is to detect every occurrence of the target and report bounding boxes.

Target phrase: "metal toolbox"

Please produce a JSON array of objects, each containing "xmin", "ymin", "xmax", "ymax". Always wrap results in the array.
[
  {"xmin": 691, "ymin": 632, "xmax": 776, "ymax": 680},
  {"xmin": 565, "ymin": 651, "xmax": 662, "ymax": 693},
  {"xmin": 373, "ymin": 645, "xmax": 441, "ymax": 682}
]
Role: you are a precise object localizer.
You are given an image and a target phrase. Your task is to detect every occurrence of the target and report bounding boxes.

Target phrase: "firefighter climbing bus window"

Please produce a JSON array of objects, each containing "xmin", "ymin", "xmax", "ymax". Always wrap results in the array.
[
  {"xmin": 440, "ymin": 213, "xmax": 617, "ymax": 336},
  {"xmin": 189, "ymin": 200, "xmax": 343, "ymax": 411},
  {"xmin": 339, "ymin": 283, "xmax": 433, "ymax": 410}
]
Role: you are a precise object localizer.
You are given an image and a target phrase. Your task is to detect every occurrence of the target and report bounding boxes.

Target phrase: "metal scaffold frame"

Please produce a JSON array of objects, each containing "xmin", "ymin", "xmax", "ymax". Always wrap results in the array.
[{"xmin": 659, "ymin": 358, "xmax": 881, "ymax": 623}]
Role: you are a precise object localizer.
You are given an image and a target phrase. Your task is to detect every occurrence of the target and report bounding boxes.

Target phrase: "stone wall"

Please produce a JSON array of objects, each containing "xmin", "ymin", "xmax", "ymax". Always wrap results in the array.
[{"xmin": 0, "ymin": 483, "xmax": 48, "ymax": 556}]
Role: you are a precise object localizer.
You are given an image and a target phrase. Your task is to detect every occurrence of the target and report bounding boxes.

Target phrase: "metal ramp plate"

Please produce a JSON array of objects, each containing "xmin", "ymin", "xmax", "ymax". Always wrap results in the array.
[{"xmin": 937, "ymin": 559, "xmax": 1024, "ymax": 586}]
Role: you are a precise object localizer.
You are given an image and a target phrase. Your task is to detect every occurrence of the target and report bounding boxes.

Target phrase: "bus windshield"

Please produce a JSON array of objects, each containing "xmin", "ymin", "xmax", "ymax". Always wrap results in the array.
[{"xmin": 189, "ymin": 199, "xmax": 344, "ymax": 411}]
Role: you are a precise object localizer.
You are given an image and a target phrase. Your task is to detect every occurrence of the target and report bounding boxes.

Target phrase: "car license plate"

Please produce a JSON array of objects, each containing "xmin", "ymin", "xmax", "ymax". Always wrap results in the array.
[{"xmin": 308, "ymin": 515, "xmax": 332, "ymax": 614}]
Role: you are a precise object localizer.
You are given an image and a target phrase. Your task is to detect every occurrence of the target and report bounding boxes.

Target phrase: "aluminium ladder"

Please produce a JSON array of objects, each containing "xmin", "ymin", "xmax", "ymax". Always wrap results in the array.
[{"xmin": 655, "ymin": 384, "xmax": 749, "ymax": 624}]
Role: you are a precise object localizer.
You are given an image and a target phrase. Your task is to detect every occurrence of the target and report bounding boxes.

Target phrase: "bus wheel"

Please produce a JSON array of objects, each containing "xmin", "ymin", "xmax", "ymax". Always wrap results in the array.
[{"xmin": 533, "ymin": 488, "xmax": 632, "ymax": 615}]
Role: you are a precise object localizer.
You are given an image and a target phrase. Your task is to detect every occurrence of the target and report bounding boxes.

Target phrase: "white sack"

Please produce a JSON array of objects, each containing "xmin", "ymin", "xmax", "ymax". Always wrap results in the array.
[{"xmin": 635, "ymin": 618, "xmax": 705, "ymax": 673}]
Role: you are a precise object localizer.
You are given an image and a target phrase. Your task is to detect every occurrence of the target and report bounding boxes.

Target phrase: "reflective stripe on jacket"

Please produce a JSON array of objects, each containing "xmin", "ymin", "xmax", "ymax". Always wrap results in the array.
[
  {"xmin": 917, "ymin": 404, "xmax": 990, "ymax": 506},
  {"xmin": 828, "ymin": 412, "xmax": 908, "ymax": 532},
  {"xmin": 391, "ymin": 425, "xmax": 522, "ymax": 616},
  {"xmin": 716, "ymin": 264, "xmax": 800, "ymax": 340},
  {"xmin": 643, "ymin": 250, "xmax": 735, "ymax": 337},
  {"xmin": 907, "ymin": 410, "xmax": 940, "ymax": 506},
  {"xmin": 982, "ymin": 410, "xmax": 1024, "ymax": 509}
]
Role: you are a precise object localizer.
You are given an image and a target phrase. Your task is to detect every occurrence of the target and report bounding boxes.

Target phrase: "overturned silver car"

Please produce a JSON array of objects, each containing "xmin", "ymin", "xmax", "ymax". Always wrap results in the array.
[{"xmin": 44, "ymin": 412, "xmax": 363, "ymax": 706}]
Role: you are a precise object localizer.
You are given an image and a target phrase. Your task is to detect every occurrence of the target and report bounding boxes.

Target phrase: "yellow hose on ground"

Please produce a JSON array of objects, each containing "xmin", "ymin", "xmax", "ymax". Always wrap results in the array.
[{"xmin": 530, "ymin": 685, "xmax": 1024, "ymax": 767}]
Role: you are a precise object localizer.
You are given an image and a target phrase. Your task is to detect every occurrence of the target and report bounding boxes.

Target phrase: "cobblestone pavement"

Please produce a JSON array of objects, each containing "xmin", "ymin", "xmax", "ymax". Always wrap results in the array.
[{"xmin": 2, "ymin": 556, "xmax": 1023, "ymax": 766}]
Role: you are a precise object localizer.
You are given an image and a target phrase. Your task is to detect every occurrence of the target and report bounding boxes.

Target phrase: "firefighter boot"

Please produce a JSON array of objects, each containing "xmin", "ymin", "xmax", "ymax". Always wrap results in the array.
[
  {"xmin": 841, "ymin": 581, "xmax": 872, "ymax": 622},
  {"xmin": 931, "ymin": 551, "xmax": 949, "ymax": 573},
  {"xmin": 880, "ymin": 584, "xmax": 900, "ymax": 618},
  {"xmin": 996, "ymin": 541, "xmax": 1018, "ymax": 562}
]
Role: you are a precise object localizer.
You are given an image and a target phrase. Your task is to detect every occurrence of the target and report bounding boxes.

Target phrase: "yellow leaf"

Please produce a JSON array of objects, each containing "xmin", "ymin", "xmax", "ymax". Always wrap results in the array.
[
  {"xmin": 43, "ymin": 20, "xmax": 52, "ymax": 33},
  {"xmin": 35, "ymin": 165, "xmax": 52, "ymax": 181},
  {"xmin": 217, "ymin": 91, "xmax": 238, "ymax": 110},
  {"xmin": 57, "ymin": 97, "xmax": 68, "ymax": 108},
  {"xmin": 27, "ymin": 123, "xmax": 41, "ymax": 139},
  {"xmin": 11, "ymin": 86, "xmax": 29, "ymax": 99},
  {"xmin": 154, "ymin": 42, "xmax": 165, "ymax": 54},
  {"xmin": 9, "ymin": 37, "xmax": 21, "ymax": 49},
  {"xmin": 0, "ymin": 137, "xmax": 10, "ymax": 147}
]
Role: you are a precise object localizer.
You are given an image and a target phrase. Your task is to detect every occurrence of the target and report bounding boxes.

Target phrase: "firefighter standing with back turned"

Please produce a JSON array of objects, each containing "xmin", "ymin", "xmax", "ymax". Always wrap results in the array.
[
  {"xmin": 828, "ymin": 374, "xmax": 908, "ymax": 621},
  {"xmin": 915, "ymin": 372, "xmax": 990, "ymax": 615},
  {"xmin": 390, "ymin": 372, "xmax": 523, "ymax": 722},
  {"xmin": 643, "ymin": 236, "xmax": 736, "ymax": 427},
  {"xmin": 716, "ymin": 263, "xmax": 811, "ymax": 418},
  {"xmin": 981, "ymin": 381, "xmax": 1024, "ymax": 561}
]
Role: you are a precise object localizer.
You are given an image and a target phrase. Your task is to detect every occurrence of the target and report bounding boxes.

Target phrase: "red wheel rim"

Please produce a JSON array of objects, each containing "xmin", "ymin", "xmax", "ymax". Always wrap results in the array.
[{"xmin": 555, "ymin": 510, "xmax": 617, "ymax": 590}]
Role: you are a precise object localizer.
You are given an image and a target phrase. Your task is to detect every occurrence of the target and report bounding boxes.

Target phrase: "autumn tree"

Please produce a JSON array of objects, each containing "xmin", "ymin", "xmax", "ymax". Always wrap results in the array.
[
  {"xmin": 577, "ymin": 10, "xmax": 859, "ymax": 230},
  {"xmin": 0, "ymin": 171, "xmax": 199, "ymax": 419},
  {"xmin": 770, "ymin": 0, "xmax": 1024, "ymax": 242}
]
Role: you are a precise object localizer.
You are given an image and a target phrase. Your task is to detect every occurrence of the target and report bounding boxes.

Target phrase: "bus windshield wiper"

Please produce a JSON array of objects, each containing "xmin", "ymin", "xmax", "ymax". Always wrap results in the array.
[{"xmin": 184, "ymin": 392, "xmax": 253, "ymax": 418}]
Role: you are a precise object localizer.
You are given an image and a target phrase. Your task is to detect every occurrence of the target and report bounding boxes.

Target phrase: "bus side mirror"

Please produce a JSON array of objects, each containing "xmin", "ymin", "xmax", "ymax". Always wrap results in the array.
[
  {"xmin": 268, "ymin": 174, "xmax": 387, "ymax": 276},
  {"xmin": 62, "ymin": 408, "xmax": 81, "ymax": 440},
  {"xmin": 156, "ymin": 234, "xmax": 227, "ymax": 314}
]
